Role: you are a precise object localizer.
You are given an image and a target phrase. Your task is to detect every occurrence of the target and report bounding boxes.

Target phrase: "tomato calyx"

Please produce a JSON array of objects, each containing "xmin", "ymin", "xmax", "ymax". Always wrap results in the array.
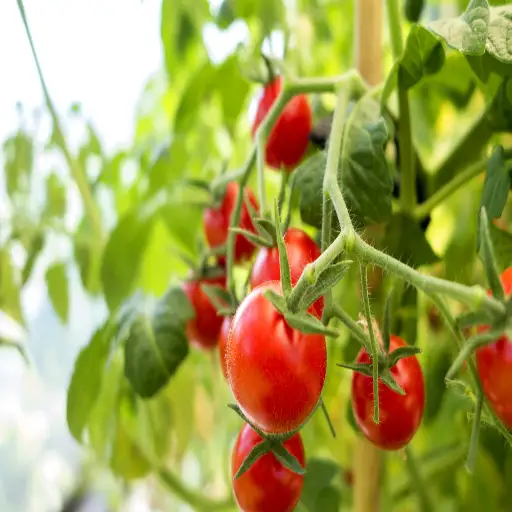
[{"xmin": 228, "ymin": 402, "xmax": 319, "ymax": 479}]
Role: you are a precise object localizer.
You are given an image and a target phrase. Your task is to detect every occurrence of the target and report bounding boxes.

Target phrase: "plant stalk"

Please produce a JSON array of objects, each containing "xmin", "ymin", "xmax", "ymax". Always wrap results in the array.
[{"xmin": 17, "ymin": 0, "xmax": 104, "ymax": 243}]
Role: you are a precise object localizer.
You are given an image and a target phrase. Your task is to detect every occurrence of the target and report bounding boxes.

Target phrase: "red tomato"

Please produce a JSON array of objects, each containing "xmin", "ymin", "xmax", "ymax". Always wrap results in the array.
[
  {"xmin": 227, "ymin": 281, "xmax": 327, "ymax": 434},
  {"xmin": 476, "ymin": 266, "xmax": 512, "ymax": 429},
  {"xmin": 182, "ymin": 274, "xmax": 226, "ymax": 350},
  {"xmin": 218, "ymin": 315, "xmax": 232, "ymax": 382},
  {"xmin": 250, "ymin": 227, "xmax": 324, "ymax": 318},
  {"xmin": 251, "ymin": 76, "xmax": 312, "ymax": 171},
  {"xmin": 351, "ymin": 334, "xmax": 425, "ymax": 450},
  {"xmin": 203, "ymin": 182, "xmax": 259, "ymax": 263},
  {"xmin": 232, "ymin": 423, "xmax": 305, "ymax": 512}
]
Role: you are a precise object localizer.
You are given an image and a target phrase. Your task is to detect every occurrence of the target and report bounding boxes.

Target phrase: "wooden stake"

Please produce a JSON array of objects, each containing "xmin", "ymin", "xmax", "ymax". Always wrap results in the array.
[{"xmin": 353, "ymin": 0, "xmax": 383, "ymax": 511}]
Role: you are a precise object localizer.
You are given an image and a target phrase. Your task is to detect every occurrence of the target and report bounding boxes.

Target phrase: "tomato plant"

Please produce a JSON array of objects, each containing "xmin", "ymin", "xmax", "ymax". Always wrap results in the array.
[
  {"xmin": 226, "ymin": 281, "xmax": 327, "ymax": 433},
  {"xmin": 232, "ymin": 424, "xmax": 305, "ymax": 512},
  {"xmin": 476, "ymin": 267, "xmax": 512, "ymax": 429},
  {"xmin": 251, "ymin": 76, "xmax": 312, "ymax": 171},
  {"xmin": 250, "ymin": 227, "xmax": 324, "ymax": 317},
  {"xmin": 351, "ymin": 334, "xmax": 425, "ymax": 450},
  {"xmin": 8, "ymin": 0, "xmax": 512, "ymax": 510},
  {"xmin": 203, "ymin": 182, "xmax": 259, "ymax": 263},
  {"xmin": 182, "ymin": 274, "xmax": 227, "ymax": 350}
]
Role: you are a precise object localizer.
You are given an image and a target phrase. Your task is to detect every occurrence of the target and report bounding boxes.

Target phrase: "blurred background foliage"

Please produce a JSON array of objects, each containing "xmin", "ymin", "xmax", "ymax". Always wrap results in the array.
[{"xmin": 1, "ymin": 0, "xmax": 512, "ymax": 511}]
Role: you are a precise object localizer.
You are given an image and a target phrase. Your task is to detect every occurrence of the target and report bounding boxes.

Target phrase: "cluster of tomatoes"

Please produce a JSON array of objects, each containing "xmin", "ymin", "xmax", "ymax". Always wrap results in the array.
[{"xmin": 180, "ymin": 76, "xmax": 512, "ymax": 512}]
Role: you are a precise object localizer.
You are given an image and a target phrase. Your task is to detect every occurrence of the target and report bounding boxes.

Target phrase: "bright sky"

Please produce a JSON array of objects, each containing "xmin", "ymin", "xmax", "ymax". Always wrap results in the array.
[{"xmin": 1, "ymin": 0, "xmax": 162, "ymax": 147}]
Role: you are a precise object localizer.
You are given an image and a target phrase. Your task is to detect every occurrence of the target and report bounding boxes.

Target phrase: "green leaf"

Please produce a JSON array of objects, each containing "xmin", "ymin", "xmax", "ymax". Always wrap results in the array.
[
  {"xmin": 480, "ymin": 146, "xmax": 511, "ymax": 221},
  {"xmin": 486, "ymin": 5, "xmax": 512, "ymax": 64},
  {"xmin": 110, "ymin": 391, "xmax": 151, "ymax": 480},
  {"xmin": 423, "ymin": 344, "xmax": 453, "ymax": 425},
  {"xmin": 488, "ymin": 223, "xmax": 512, "ymax": 271},
  {"xmin": 101, "ymin": 210, "xmax": 154, "ymax": 312},
  {"xmin": 74, "ymin": 217, "xmax": 102, "ymax": 295},
  {"xmin": 300, "ymin": 458, "xmax": 340, "ymax": 512},
  {"xmin": 161, "ymin": 0, "xmax": 209, "ymax": 77},
  {"xmin": 381, "ymin": 213, "xmax": 440, "ymax": 267},
  {"xmin": 429, "ymin": 0, "xmax": 490, "ymax": 57},
  {"xmin": 486, "ymin": 77, "xmax": 512, "ymax": 131},
  {"xmin": 67, "ymin": 323, "xmax": 112, "ymax": 442},
  {"xmin": 466, "ymin": 53, "xmax": 512, "ymax": 83},
  {"xmin": 295, "ymin": 152, "xmax": 327, "ymax": 229},
  {"xmin": 43, "ymin": 173, "xmax": 66, "ymax": 218},
  {"xmin": 45, "ymin": 262, "xmax": 69, "ymax": 323},
  {"xmin": 382, "ymin": 25, "xmax": 445, "ymax": 103},
  {"xmin": 295, "ymin": 99, "xmax": 393, "ymax": 229},
  {"xmin": 284, "ymin": 312, "xmax": 339, "ymax": 337},
  {"xmin": 478, "ymin": 208, "xmax": 505, "ymax": 300},
  {"xmin": 341, "ymin": 98, "xmax": 394, "ymax": 226},
  {"xmin": 22, "ymin": 233, "xmax": 44, "ymax": 285},
  {"xmin": 160, "ymin": 202, "xmax": 203, "ymax": 253},
  {"xmin": 148, "ymin": 141, "xmax": 188, "ymax": 195},
  {"xmin": 124, "ymin": 287, "xmax": 193, "ymax": 398},
  {"xmin": 405, "ymin": 0, "xmax": 424, "ymax": 23},
  {"xmin": 0, "ymin": 248, "xmax": 23, "ymax": 325},
  {"xmin": 3, "ymin": 130, "xmax": 33, "ymax": 196}
]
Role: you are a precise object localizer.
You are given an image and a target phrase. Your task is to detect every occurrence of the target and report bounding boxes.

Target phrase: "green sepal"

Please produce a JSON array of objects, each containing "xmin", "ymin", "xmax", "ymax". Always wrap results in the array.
[
  {"xmin": 200, "ymin": 283, "xmax": 232, "ymax": 313},
  {"xmin": 386, "ymin": 346, "xmax": 422, "ymax": 368},
  {"xmin": 298, "ymin": 261, "xmax": 352, "ymax": 312},
  {"xmin": 284, "ymin": 312, "xmax": 339, "ymax": 337},
  {"xmin": 229, "ymin": 227, "xmax": 274, "ymax": 248},
  {"xmin": 380, "ymin": 371, "xmax": 406, "ymax": 396},
  {"xmin": 234, "ymin": 440, "xmax": 270, "ymax": 479},
  {"xmin": 263, "ymin": 289, "xmax": 288, "ymax": 315},
  {"xmin": 336, "ymin": 362, "xmax": 373, "ymax": 376},
  {"xmin": 456, "ymin": 310, "xmax": 494, "ymax": 329},
  {"xmin": 270, "ymin": 442, "xmax": 305, "ymax": 476}
]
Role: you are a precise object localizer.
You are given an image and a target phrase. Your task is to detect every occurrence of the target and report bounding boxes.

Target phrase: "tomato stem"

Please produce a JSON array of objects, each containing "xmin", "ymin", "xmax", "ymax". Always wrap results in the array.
[
  {"xmin": 17, "ymin": 0, "xmax": 104, "ymax": 245},
  {"xmin": 466, "ymin": 390, "xmax": 483, "ymax": 473},
  {"xmin": 360, "ymin": 263, "xmax": 380, "ymax": 424}
]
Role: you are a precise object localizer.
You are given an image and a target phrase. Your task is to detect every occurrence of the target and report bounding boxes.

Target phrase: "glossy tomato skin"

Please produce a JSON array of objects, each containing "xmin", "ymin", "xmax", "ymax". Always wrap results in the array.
[
  {"xmin": 351, "ymin": 334, "xmax": 425, "ymax": 450},
  {"xmin": 203, "ymin": 182, "xmax": 259, "ymax": 263},
  {"xmin": 218, "ymin": 315, "xmax": 232, "ymax": 382},
  {"xmin": 227, "ymin": 281, "xmax": 327, "ymax": 434},
  {"xmin": 476, "ymin": 266, "xmax": 512, "ymax": 429},
  {"xmin": 251, "ymin": 76, "xmax": 312, "ymax": 171},
  {"xmin": 232, "ymin": 423, "xmax": 305, "ymax": 512},
  {"xmin": 182, "ymin": 274, "xmax": 226, "ymax": 350},
  {"xmin": 250, "ymin": 227, "xmax": 324, "ymax": 318}
]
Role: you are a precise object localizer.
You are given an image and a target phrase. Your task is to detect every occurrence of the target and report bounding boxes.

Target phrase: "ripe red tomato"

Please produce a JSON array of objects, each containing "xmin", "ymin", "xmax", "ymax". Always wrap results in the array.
[
  {"xmin": 251, "ymin": 76, "xmax": 312, "ymax": 171},
  {"xmin": 232, "ymin": 423, "xmax": 305, "ymax": 512},
  {"xmin": 218, "ymin": 315, "xmax": 232, "ymax": 382},
  {"xmin": 203, "ymin": 182, "xmax": 259, "ymax": 263},
  {"xmin": 182, "ymin": 274, "xmax": 226, "ymax": 350},
  {"xmin": 351, "ymin": 334, "xmax": 425, "ymax": 450},
  {"xmin": 227, "ymin": 281, "xmax": 327, "ymax": 434},
  {"xmin": 250, "ymin": 227, "xmax": 324, "ymax": 318},
  {"xmin": 476, "ymin": 266, "xmax": 512, "ymax": 429}
]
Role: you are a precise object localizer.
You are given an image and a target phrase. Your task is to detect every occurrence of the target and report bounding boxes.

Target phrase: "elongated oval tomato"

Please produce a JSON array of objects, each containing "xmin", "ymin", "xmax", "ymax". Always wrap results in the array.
[
  {"xmin": 218, "ymin": 315, "xmax": 232, "ymax": 382},
  {"xmin": 351, "ymin": 334, "xmax": 425, "ymax": 450},
  {"xmin": 250, "ymin": 227, "xmax": 323, "ymax": 318},
  {"xmin": 182, "ymin": 274, "xmax": 226, "ymax": 350},
  {"xmin": 251, "ymin": 76, "xmax": 312, "ymax": 171},
  {"xmin": 227, "ymin": 281, "xmax": 327, "ymax": 434},
  {"xmin": 203, "ymin": 182, "xmax": 259, "ymax": 263},
  {"xmin": 232, "ymin": 423, "xmax": 305, "ymax": 512},
  {"xmin": 476, "ymin": 266, "xmax": 512, "ymax": 429}
]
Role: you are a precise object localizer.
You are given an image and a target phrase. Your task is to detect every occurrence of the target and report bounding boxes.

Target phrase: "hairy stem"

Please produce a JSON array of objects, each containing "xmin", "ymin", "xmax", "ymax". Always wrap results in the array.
[{"xmin": 17, "ymin": 0, "xmax": 103, "ymax": 242}]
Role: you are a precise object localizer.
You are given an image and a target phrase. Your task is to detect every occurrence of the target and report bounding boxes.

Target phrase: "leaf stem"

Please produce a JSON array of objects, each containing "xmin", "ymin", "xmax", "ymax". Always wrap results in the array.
[
  {"xmin": 17, "ymin": 0, "xmax": 103, "ymax": 243},
  {"xmin": 414, "ymin": 157, "xmax": 487, "ymax": 220},
  {"xmin": 466, "ymin": 390, "xmax": 483, "ymax": 473},
  {"xmin": 404, "ymin": 445, "xmax": 433, "ymax": 512},
  {"xmin": 385, "ymin": 0, "xmax": 404, "ymax": 59},
  {"xmin": 360, "ymin": 263, "xmax": 380, "ymax": 423},
  {"xmin": 330, "ymin": 304, "xmax": 371, "ymax": 351},
  {"xmin": 398, "ymin": 88, "xmax": 416, "ymax": 213}
]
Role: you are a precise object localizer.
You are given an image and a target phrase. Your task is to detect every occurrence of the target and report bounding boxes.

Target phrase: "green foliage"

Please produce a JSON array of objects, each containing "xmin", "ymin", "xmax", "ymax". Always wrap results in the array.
[
  {"xmin": 300, "ymin": 458, "xmax": 342, "ymax": 512},
  {"xmin": 124, "ymin": 287, "xmax": 193, "ymax": 398},
  {"xmin": 0, "ymin": 248, "xmax": 23, "ymax": 325},
  {"xmin": 45, "ymin": 262, "xmax": 69, "ymax": 323}
]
